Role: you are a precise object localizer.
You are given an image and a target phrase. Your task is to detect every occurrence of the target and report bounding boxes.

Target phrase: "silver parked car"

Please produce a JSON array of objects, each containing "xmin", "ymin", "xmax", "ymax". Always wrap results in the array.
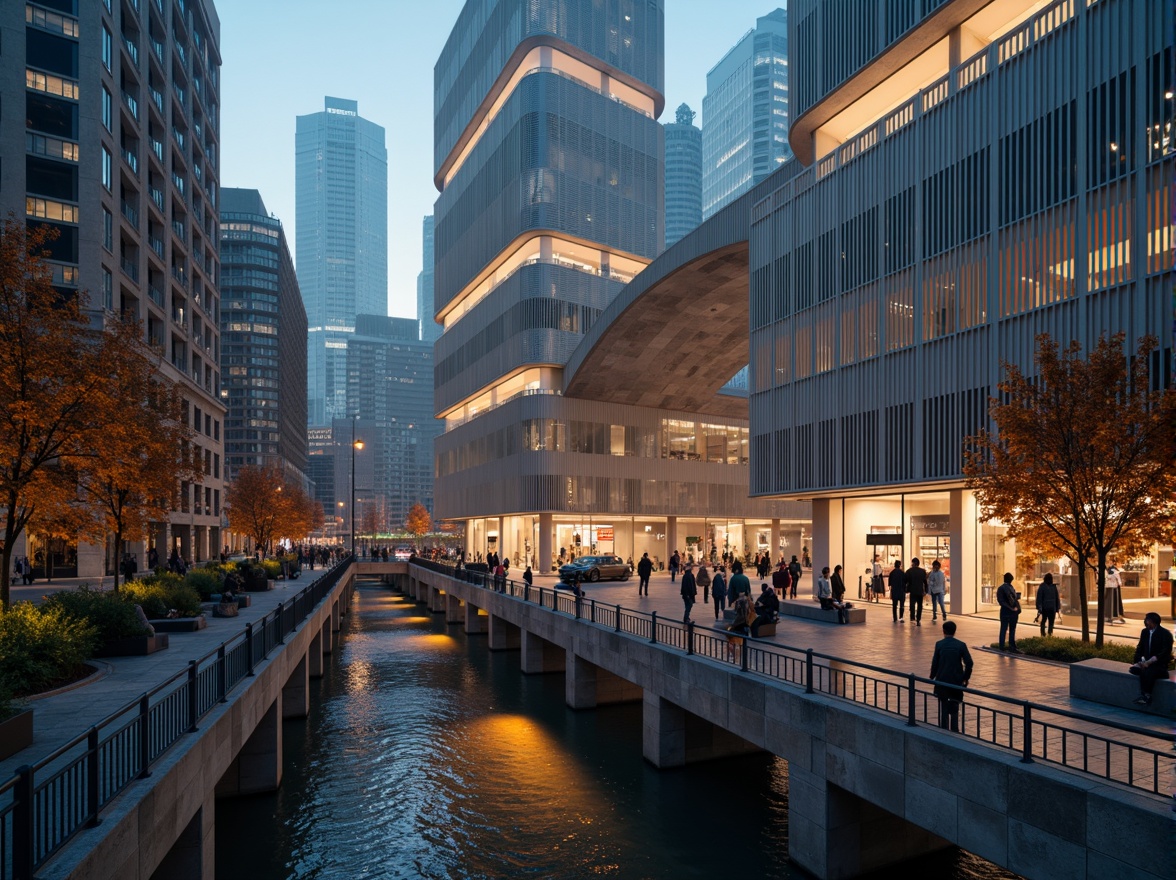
[{"xmin": 558, "ymin": 555, "xmax": 631, "ymax": 584}]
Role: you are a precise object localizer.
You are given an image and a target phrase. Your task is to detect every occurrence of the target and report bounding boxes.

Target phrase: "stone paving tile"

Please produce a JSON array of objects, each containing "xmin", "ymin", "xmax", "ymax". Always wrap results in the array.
[{"xmin": 0, "ymin": 566, "xmax": 337, "ymax": 781}]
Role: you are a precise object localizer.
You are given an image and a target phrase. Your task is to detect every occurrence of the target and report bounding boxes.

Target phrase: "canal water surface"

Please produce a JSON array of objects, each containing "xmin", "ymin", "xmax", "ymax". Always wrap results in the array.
[{"xmin": 216, "ymin": 582, "xmax": 1018, "ymax": 879}]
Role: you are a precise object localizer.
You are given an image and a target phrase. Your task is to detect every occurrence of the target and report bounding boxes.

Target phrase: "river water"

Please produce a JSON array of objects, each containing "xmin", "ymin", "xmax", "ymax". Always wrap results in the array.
[{"xmin": 215, "ymin": 581, "xmax": 1018, "ymax": 880}]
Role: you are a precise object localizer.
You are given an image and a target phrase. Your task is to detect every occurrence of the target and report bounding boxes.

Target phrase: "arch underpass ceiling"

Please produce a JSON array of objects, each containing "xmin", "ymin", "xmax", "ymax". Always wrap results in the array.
[{"xmin": 563, "ymin": 240, "xmax": 751, "ymax": 420}]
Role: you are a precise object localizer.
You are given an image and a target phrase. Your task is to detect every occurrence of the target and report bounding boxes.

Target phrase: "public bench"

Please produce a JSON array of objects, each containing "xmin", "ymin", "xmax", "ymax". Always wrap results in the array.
[
  {"xmin": 779, "ymin": 599, "xmax": 866, "ymax": 625},
  {"xmin": 1068, "ymin": 658, "xmax": 1174, "ymax": 715},
  {"xmin": 721, "ymin": 609, "xmax": 776, "ymax": 637}
]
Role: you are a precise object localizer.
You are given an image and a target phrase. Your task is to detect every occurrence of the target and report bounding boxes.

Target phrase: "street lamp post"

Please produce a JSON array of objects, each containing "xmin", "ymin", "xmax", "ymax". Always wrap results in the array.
[{"xmin": 350, "ymin": 418, "xmax": 364, "ymax": 557}]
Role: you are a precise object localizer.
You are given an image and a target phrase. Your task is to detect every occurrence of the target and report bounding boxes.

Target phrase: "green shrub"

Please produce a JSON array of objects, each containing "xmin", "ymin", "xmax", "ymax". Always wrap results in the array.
[
  {"xmin": 184, "ymin": 568, "xmax": 222, "ymax": 601},
  {"xmin": 994, "ymin": 635, "xmax": 1170, "ymax": 667},
  {"xmin": 0, "ymin": 602, "xmax": 98, "ymax": 697},
  {"xmin": 260, "ymin": 558, "xmax": 282, "ymax": 579},
  {"xmin": 42, "ymin": 585, "xmax": 151, "ymax": 642},
  {"xmin": 120, "ymin": 579, "xmax": 203, "ymax": 619}
]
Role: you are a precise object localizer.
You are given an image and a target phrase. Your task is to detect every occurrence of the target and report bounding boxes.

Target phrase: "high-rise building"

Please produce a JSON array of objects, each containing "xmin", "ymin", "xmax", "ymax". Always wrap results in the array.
[
  {"xmin": 0, "ymin": 0, "xmax": 225, "ymax": 573},
  {"xmin": 417, "ymin": 215, "xmax": 439, "ymax": 344},
  {"xmin": 295, "ymin": 97, "xmax": 388, "ymax": 426},
  {"xmin": 701, "ymin": 8, "xmax": 790, "ymax": 219},
  {"xmin": 345, "ymin": 315, "xmax": 440, "ymax": 533},
  {"xmin": 663, "ymin": 103, "xmax": 702, "ymax": 248},
  {"xmin": 219, "ymin": 188, "xmax": 308, "ymax": 486}
]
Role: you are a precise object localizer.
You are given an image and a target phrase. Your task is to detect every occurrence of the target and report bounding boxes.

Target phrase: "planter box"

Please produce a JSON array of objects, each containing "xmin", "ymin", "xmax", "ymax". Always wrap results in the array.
[
  {"xmin": 242, "ymin": 573, "xmax": 271, "ymax": 592},
  {"xmin": 95, "ymin": 634, "xmax": 170, "ymax": 657},
  {"xmin": 0, "ymin": 708, "xmax": 33, "ymax": 761},
  {"xmin": 149, "ymin": 616, "xmax": 207, "ymax": 633},
  {"xmin": 212, "ymin": 603, "xmax": 239, "ymax": 618},
  {"xmin": 208, "ymin": 594, "xmax": 252, "ymax": 608}
]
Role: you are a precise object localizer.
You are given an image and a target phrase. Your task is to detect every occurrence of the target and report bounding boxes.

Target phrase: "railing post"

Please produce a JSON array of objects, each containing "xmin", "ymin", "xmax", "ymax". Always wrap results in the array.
[
  {"xmin": 650, "ymin": 611, "xmax": 657, "ymax": 644},
  {"xmin": 590, "ymin": 599, "xmax": 596, "ymax": 623},
  {"xmin": 86, "ymin": 726, "xmax": 101, "ymax": 827},
  {"xmin": 574, "ymin": 592, "xmax": 581, "ymax": 620},
  {"xmin": 906, "ymin": 674, "xmax": 917, "ymax": 727},
  {"xmin": 687, "ymin": 620, "xmax": 694, "ymax": 655},
  {"xmin": 217, "ymin": 644, "xmax": 227, "ymax": 702},
  {"xmin": 805, "ymin": 649, "xmax": 814, "ymax": 693},
  {"xmin": 13, "ymin": 765, "xmax": 33, "ymax": 880},
  {"xmin": 1021, "ymin": 702, "xmax": 1034, "ymax": 763},
  {"xmin": 138, "ymin": 695, "xmax": 152, "ymax": 778},
  {"xmin": 187, "ymin": 660, "xmax": 199, "ymax": 732},
  {"xmin": 742, "ymin": 638, "xmax": 750, "ymax": 672},
  {"xmin": 278, "ymin": 601, "xmax": 287, "ymax": 643},
  {"xmin": 614, "ymin": 604, "xmax": 621, "ymax": 632},
  {"xmin": 524, "ymin": 582, "xmax": 530, "ymax": 603},
  {"xmin": 245, "ymin": 622, "xmax": 256, "ymax": 676}
]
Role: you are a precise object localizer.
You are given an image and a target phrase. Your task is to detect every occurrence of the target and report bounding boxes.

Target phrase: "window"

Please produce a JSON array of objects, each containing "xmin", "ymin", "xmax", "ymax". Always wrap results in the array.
[
  {"xmin": 102, "ymin": 26, "xmax": 112, "ymax": 72},
  {"xmin": 102, "ymin": 268, "xmax": 112, "ymax": 310},
  {"xmin": 103, "ymin": 208, "xmax": 112, "ymax": 250},
  {"xmin": 101, "ymin": 146, "xmax": 112, "ymax": 190},
  {"xmin": 102, "ymin": 86, "xmax": 111, "ymax": 131}
]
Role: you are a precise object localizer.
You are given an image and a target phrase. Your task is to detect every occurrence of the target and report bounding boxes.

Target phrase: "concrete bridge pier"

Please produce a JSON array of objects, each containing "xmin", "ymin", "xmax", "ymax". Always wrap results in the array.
[
  {"xmin": 445, "ymin": 593, "xmax": 463, "ymax": 624},
  {"xmin": 282, "ymin": 653, "xmax": 309, "ymax": 719},
  {"xmin": 146, "ymin": 791, "xmax": 213, "ymax": 880},
  {"xmin": 331, "ymin": 599, "xmax": 341, "ymax": 632},
  {"xmin": 520, "ymin": 630, "xmax": 564, "ymax": 674},
  {"xmin": 565, "ymin": 652, "xmax": 642, "ymax": 709},
  {"xmin": 307, "ymin": 630, "xmax": 325, "ymax": 678},
  {"xmin": 320, "ymin": 617, "xmax": 334, "ymax": 656},
  {"xmin": 642, "ymin": 693, "xmax": 759, "ymax": 769},
  {"xmin": 464, "ymin": 602, "xmax": 488, "ymax": 634},
  {"xmin": 215, "ymin": 696, "xmax": 283, "ymax": 797},
  {"xmin": 428, "ymin": 586, "xmax": 446, "ymax": 614},
  {"xmin": 488, "ymin": 614, "xmax": 520, "ymax": 651}
]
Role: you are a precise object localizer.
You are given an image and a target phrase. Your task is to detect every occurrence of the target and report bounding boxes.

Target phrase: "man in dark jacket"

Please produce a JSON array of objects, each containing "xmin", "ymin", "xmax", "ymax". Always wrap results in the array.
[
  {"xmin": 930, "ymin": 620, "xmax": 973, "ymax": 731},
  {"xmin": 636, "ymin": 552, "xmax": 653, "ymax": 596},
  {"xmin": 752, "ymin": 584, "xmax": 780, "ymax": 637},
  {"xmin": 1035, "ymin": 573, "xmax": 1061, "ymax": 635},
  {"xmin": 670, "ymin": 550, "xmax": 681, "ymax": 583},
  {"xmin": 1130, "ymin": 612, "xmax": 1173, "ymax": 706},
  {"xmin": 680, "ymin": 563, "xmax": 697, "ymax": 623},
  {"xmin": 905, "ymin": 558, "xmax": 928, "ymax": 626},
  {"xmin": 889, "ymin": 560, "xmax": 907, "ymax": 623},
  {"xmin": 772, "ymin": 560, "xmax": 791, "ymax": 601},
  {"xmin": 788, "ymin": 556, "xmax": 803, "ymax": 599}
]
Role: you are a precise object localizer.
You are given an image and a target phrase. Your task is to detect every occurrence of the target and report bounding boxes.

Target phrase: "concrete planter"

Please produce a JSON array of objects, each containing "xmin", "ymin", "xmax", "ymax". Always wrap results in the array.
[
  {"xmin": 242, "ymin": 571, "xmax": 271, "ymax": 591},
  {"xmin": 94, "ymin": 634, "xmax": 170, "ymax": 657},
  {"xmin": 0, "ymin": 708, "xmax": 33, "ymax": 761},
  {"xmin": 148, "ymin": 616, "xmax": 208, "ymax": 633}
]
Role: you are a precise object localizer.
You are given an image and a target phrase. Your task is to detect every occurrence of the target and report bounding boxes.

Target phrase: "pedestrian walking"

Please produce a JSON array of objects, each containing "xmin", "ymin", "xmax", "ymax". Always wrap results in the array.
[
  {"xmin": 889, "ymin": 560, "xmax": 907, "ymax": 623},
  {"xmin": 669, "ymin": 549, "xmax": 681, "ymax": 583},
  {"xmin": 711, "ymin": 565, "xmax": 728, "ymax": 619},
  {"xmin": 637, "ymin": 552, "xmax": 653, "ymax": 596},
  {"xmin": 905, "ymin": 558, "xmax": 928, "ymax": 626},
  {"xmin": 1035, "ymin": 572, "xmax": 1059, "ymax": 635},
  {"xmin": 727, "ymin": 561, "xmax": 751, "ymax": 601},
  {"xmin": 1105, "ymin": 564, "xmax": 1126, "ymax": 624},
  {"xmin": 696, "ymin": 562, "xmax": 711, "ymax": 604},
  {"xmin": 772, "ymin": 559, "xmax": 791, "ymax": 601},
  {"xmin": 996, "ymin": 572, "xmax": 1022, "ymax": 652},
  {"xmin": 870, "ymin": 554, "xmax": 885, "ymax": 602},
  {"xmin": 928, "ymin": 559, "xmax": 947, "ymax": 621},
  {"xmin": 930, "ymin": 620, "xmax": 973, "ymax": 731},
  {"xmin": 788, "ymin": 556, "xmax": 802, "ymax": 599},
  {"xmin": 680, "ymin": 563, "xmax": 697, "ymax": 623}
]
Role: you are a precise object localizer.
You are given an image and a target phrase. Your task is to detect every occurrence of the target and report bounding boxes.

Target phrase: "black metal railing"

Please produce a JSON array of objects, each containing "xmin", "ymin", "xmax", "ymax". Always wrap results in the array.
[
  {"xmin": 0, "ymin": 557, "xmax": 352, "ymax": 880},
  {"xmin": 414, "ymin": 559, "xmax": 1174, "ymax": 799}
]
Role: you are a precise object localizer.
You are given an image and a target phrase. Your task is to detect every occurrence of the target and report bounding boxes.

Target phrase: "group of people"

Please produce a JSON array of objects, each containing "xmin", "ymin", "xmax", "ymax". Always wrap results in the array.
[
  {"xmin": 883, "ymin": 557, "xmax": 948, "ymax": 627},
  {"xmin": 674, "ymin": 559, "xmax": 754, "ymax": 624},
  {"xmin": 814, "ymin": 565, "xmax": 855, "ymax": 624},
  {"xmin": 11, "ymin": 556, "xmax": 33, "ymax": 585}
]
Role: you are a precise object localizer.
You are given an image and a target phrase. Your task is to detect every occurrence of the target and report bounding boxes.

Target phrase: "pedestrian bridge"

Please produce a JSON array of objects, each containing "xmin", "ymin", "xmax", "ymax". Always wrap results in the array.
[{"xmin": 400, "ymin": 561, "xmax": 1170, "ymax": 880}]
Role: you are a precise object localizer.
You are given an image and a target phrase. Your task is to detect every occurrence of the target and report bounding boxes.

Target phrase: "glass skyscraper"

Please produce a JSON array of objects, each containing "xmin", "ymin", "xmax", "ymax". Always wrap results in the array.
[
  {"xmin": 417, "ymin": 215, "xmax": 439, "ymax": 344},
  {"xmin": 663, "ymin": 103, "xmax": 702, "ymax": 248},
  {"xmin": 701, "ymin": 8, "xmax": 791, "ymax": 219},
  {"xmin": 295, "ymin": 96, "xmax": 388, "ymax": 426}
]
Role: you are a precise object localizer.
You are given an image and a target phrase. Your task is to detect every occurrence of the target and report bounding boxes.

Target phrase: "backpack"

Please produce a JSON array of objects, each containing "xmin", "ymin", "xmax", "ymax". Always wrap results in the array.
[{"xmin": 789, "ymin": 561, "xmax": 801, "ymax": 578}]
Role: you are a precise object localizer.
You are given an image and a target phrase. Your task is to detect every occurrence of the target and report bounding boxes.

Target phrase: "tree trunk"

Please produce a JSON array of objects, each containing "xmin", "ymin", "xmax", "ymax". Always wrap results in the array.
[
  {"xmin": 1075, "ymin": 558, "xmax": 1090, "ymax": 642},
  {"xmin": 113, "ymin": 529, "xmax": 123, "ymax": 593},
  {"xmin": 1094, "ymin": 554, "xmax": 1107, "ymax": 648}
]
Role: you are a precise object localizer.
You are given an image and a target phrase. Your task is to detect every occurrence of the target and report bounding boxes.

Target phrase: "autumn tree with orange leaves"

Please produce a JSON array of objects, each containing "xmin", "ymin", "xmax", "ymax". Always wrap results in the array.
[
  {"xmin": 964, "ymin": 333, "xmax": 1176, "ymax": 645},
  {"xmin": 225, "ymin": 465, "xmax": 316, "ymax": 555},
  {"xmin": 0, "ymin": 219, "xmax": 194, "ymax": 606},
  {"xmin": 405, "ymin": 502, "xmax": 432, "ymax": 539}
]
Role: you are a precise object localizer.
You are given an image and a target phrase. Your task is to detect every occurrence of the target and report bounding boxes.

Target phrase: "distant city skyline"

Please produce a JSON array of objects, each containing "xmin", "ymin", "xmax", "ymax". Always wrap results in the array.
[{"xmin": 217, "ymin": 0, "xmax": 779, "ymax": 325}]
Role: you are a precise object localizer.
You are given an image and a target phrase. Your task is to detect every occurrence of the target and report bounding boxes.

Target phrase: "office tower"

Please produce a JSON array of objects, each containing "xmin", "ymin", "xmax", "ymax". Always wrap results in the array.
[
  {"xmin": 417, "ymin": 215, "xmax": 439, "ymax": 344},
  {"xmin": 663, "ymin": 103, "xmax": 702, "ymax": 248},
  {"xmin": 295, "ymin": 96, "xmax": 388, "ymax": 426},
  {"xmin": 0, "ymin": 0, "xmax": 225, "ymax": 572},
  {"xmin": 219, "ymin": 188, "xmax": 308, "ymax": 486},
  {"xmin": 345, "ymin": 315, "xmax": 439, "ymax": 533},
  {"xmin": 701, "ymin": 8, "xmax": 791, "ymax": 218},
  {"xmin": 748, "ymin": 0, "xmax": 1173, "ymax": 616},
  {"xmin": 306, "ymin": 426, "xmax": 338, "ymax": 538}
]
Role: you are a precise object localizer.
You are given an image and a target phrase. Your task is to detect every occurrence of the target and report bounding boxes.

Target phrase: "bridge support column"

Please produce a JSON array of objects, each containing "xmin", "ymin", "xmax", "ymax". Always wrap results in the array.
[
  {"xmin": 320, "ymin": 617, "xmax": 334, "ymax": 656},
  {"xmin": 566, "ymin": 652, "xmax": 642, "ymax": 709},
  {"xmin": 331, "ymin": 599, "xmax": 341, "ymax": 632},
  {"xmin": 642, "ymin": 694, "xmax": 759, "ymax": 768},
  {"xmin": 308, "ymin": 629, "xmax": 324, "ymax": 678},
  {"xmin": 282, "ymin": 652, "xmax": 309, "ymax": 719},
  {"xmin": 787, "ymin": 768, "xmax": 948, "ymax": 879},
  {"xmin": 445, "ymin": 593, "xmax": 463, "ymax": 624},
  {"xmin": 148, "ymin": 790, "xmax": 213, "ymax": 880},
  {"xmin": 215, "ymin": 697, "xmax": 283, "ymax": 797},
  {"xmin": 488, "ymin": 614, "xmax": 520, "ymax": 651},
  {"xmin": 465, "ymin": 602, "xmax": 488, "ymax": 634},
  {"xmin": 520, "ymin": 630, "xmax": 564, "ymax": 674}
]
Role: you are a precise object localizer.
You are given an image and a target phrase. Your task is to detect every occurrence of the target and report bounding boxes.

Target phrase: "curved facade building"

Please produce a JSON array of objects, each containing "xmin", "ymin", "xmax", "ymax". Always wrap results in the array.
[
  {"xmin": 434, "ymin": 0, "xmax": 804, "ymax": 571},
  {"xmin": 750, "ymin": 0, "xmax": 1174, "ymax": 613}
]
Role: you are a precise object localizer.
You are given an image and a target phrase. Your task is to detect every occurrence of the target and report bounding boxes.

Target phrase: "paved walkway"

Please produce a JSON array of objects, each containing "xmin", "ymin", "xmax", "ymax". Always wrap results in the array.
[{"xmin": 0, "ymin": 566, "xmax": 338, "ymax": 781}]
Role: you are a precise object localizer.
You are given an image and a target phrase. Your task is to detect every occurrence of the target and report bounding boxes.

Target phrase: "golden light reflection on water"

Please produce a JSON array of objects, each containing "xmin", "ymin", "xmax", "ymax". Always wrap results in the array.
[{"xmin": 402, "ymin": 633, "xmax": 459, "ymax": 651}]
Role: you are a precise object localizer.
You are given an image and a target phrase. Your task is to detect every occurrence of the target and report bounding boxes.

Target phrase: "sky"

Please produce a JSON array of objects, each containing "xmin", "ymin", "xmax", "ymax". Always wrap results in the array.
[{"xmin": 217, "ymin": 1, "xmax": 779, "ymax": 322}]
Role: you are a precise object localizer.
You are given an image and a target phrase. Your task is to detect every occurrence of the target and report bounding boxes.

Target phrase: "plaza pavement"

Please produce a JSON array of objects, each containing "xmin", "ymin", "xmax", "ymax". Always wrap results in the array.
[{"xmin": 2, "ymin": 564, "xmax": 1169, "ymax": 787}]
